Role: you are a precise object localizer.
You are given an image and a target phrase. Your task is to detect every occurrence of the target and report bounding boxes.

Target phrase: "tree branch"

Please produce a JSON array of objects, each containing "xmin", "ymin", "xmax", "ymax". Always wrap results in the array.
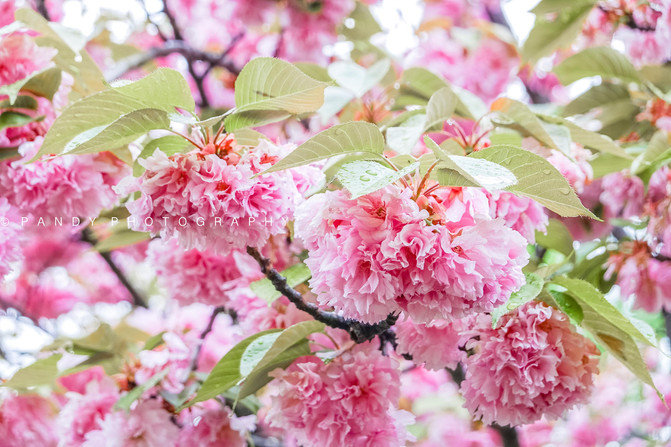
[
  {"xmin": 80, "ymin": 228, "xmax": 147, "ymax": 308},
  {"xmin": 245, "ymin": 247, "xmax": 397, "ymax": 343}
]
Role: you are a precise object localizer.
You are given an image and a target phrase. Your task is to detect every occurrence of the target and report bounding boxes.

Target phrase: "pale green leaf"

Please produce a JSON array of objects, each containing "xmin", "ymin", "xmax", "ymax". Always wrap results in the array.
[
  {"xmin": 250, "ymin": 263, "xmax": 312, "ymax": 304},
  {"xmin": 563, "ymin": 83, "xmax": 631, "ymax": 117},
  {"xmin": 318, "ymin": 86, "xmax": 356, "ymax": 122},
  {"xmin": 328, "ymin": 59, "xmax": 390, "ymax": 98},
  {"xmin": 491, "ymin": 273, "xmax": 544, "ymax": 327},
  {"xmin": 632, "ymin": 131, "xmax": 669, "ymax": 175},
  {"xmin": 386, "ymin": 113, "xmax": 426, "ymax": 154},
  {"xmin": 491, "ymin": 98, "xmax": 562, "ymax": 151},
  {"xmin": 552, "ymin": 276, "xmax": 660, "ymax": 393},
  {"xmin": 95, "ymin": 229, "xmax": 151, "ymax": 252},
  {"xmin": 64, "ymin": 108, "xmax": 170, "ymax": 156},
  {"xmin": 2, "ymin": 355, "xmax": 62, "ymax": 390},
  {"xmin": 469, "ymin": 145, "xmax": 596, "ymax": 218},
  {"xmin": 0, "ymin": 95, "xmax": 39, "ymax": 110},
  {"xmin": 225, "ymin": 57, "xmax": 328, "ymax": 131},
  {"xmin": 336, "ymin": 159, "xmax": 419, "ymax": 199},
  {"xmin": 239, "ymin": 333, "xmax": 283, "ymax": 376},
  {"xmin": 263, "ymin": 121, "xmax": 385, "ymax": 173},
  {"xmin": 553, "ymin": 47, "xmax": 641, "ymax": 85},
  {"xmin": 425, "ymin": 87, "xmax": 457, "ymax": 129},
  {"xmin": 0, "ymin": 111, "xmax": 39, "ymax": 132},
  {"xmin": 115, "ymin": 369, "xmax": 168, "ymax": 411},
  {"xmin": 16, "ymin": 9, "xmax": 105, "ymax": 98},
  {"xmin": 22, "ymin": 67, "xmax": 63, "ymax": 101},
  {"xmin": 535, "ymin": 218, "xmax": 574, "ymax": 256},
  {"xmin": 186, "ymin": 329, "xmax": 281, "ymax": 407},
  {"xmin": 522, "ymin": 3, "xmax": 594, "ymax": 62},
  {"xmin": 426, "ymin": 137, "xmax": 517, "ymax": 190},
  {"xmin": 538, "ymin": 114, "xmax": 631, "ymax": 158},
  {"xmin": 36, "ymin": 68, "xmax": 194, "ymax": 159},
  {"xmin": 531, "ymin": 0, "xmax": 597, "ymax": 14},
  {"xmin": 238, "ymin": 321, "xmax": 325, "ymax": 398}
]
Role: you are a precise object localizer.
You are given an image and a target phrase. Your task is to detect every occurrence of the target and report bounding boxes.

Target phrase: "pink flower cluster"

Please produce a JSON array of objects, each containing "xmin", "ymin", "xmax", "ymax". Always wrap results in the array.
[
  {"xmin": 295, "ymin": 185, "xmax": 529, "ymax": 323},
  {"xmin": 487, "ymin": 191, "xmax": 548, "ymax": 242},
  {"xmin": 600, "ymin": 172, "xmax": 645, "ymax": 219},
  {"xmin": 0, "ymin": 33, "xmax": 56, "ymax": 86},
  {"xmin": 395, "ymin": 317, "xmax": 465, "ymax": 370},
  {"xmin": 120, "ymin": 138, "xmax": 321, "ymax": 254},
  {"xmin": 266, "ymin": 343, "xmax": 414, "ymax": 447},
  {"xmin": 0, "ymin": 140, "xmax": 128, "ymax": 220},
  {"xmin": 461, "ymin": 301, "xmax": 599, "ymax": 426},
  {"xmin": 148, "ymin": 238, "xmax": 262, "ymax": 307},
  {"xmin": 0, "ymin": 394, "xmax": 57, "ymax": 447},
  {"xmin": 606, "ymin": 241, "xmax": 671, "ymax": 313},
  {"xmin": 178, "ymin": 403, "xmax": 255, "ymax": 447}
]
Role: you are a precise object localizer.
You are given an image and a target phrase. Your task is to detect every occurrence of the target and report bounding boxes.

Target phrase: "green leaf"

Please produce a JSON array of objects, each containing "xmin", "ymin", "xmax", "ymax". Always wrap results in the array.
[
  {"xmin": 491, "ymin": 273, "xmax": 544, "ymax": 327},
  {"xmin": 535, "ymin": 219, "xmax": 574, "ymax": 256},
  {"xmin": 0, "ymin": 111, "xmax": 39, "ymax": 132},
  {"xmin": 64, "ymin": 108, "xmax": 170, "ymax": 156},
  {"xmin": 115, "ymin": 369, "xmax": 168, "ymax": 411},
  {"xmin": 139, "ymin": 135, "xmax": 190, "ymax": 159},
  {"xmin": 22, "ymin": 67, "xmax": 63, "ymax": 101},
  {"xmin": 319, "ymin": 86, "xmax": 356, "ymax": 121},
  {"xmin": 632, "ymin": 131, "xmax": 669, "ymax": 175},
  {"xmin": 295, "ymin": 63, "xmax": 332, "ymax": 82},
  {"xmin": 36, "ymin": 68, "xmax": 194, "ymax": 159},
  {"xmin": 427, "ymin": 137, "xmax": 518, "ymax": 190},
  {"xmin": 538, "ymin": 114, "xmax": 631, "ymax": 158},
  {"xmin": 233, "ymin": 128, "xmax": 269, "ymax": 146},
  {"xmin": 263, "ymin": 121, "xmax": 385, "ymax": 173},
  {"xmin": 95, "ymin": 229, "xmax": 151, "ymax": 252},
  {"xmin": 551, "ymin": 276, "xmax": 660, "ymax": 392},
  {"xmin": 142, "ymin": 332, "xmax": 166, "ymax": 351},
  {"xmin": 522, "ymin": 2, "xmax": 594, "ymax": 62},
  {"xmin": 531, "ymin": 0, "xmax": 597, "ymax": 14},
  {"xmin": 563, "ymin": 83, "xmax": 631, "ymax": 117},
  {"xmin": 386, "ymin": 113, "xmax": 427, "ymax": 154},
  {"xmin": 328, "ymin": 59, "xmax": 390, "ymax": 98},
  {"xmin": 491, "ymin": 98, "xmax": 562, "ymax": 151},
  {"xmin": 340, "ymin": 2, "xmax": 382, "ymax": 41},
  {"xmin": 336, "ymin": 159, "xmax": 419, "ymax": 199},
  {"xmin": 186, "ymin": 329, "xmax": 281, "ymax": 407},
  {"xmin": 639, "ymin": 65, "xmax": 671, "ymax": 93},
  {"xmin": 250, "ymin": 263, "xmax": 312, "ymax": 304},
  {"xmin": 590, "ymin": 153, "xmax": 634, "ymax": 178},
  {"xmin": 16, "ymin": 9, "xmax": 105, "ymax": 99},
  {"xmin": 2, "ymin": 354, "xmax": 63, "ymax": 390},
  {"xmin": 0, "ymin": 95, "xmax": 39, "ymax": 110},
  {"xmin": 0, "ymin": 66, "xmax": 50, "ymax": 104},
  {"xmin": 553, "ymin": 47, "xmax": 641, "ymax": 85},
  {"xmin": 238, "ymin": 320, "xmax": 324, "ymax": 398},
  {"xmin": 225, "ymin": 57, "xmax": 328, "ymax": 132},
  {"xmin": 425, "ymin": 87, "xmax": 457, "ymax": 129},
  {"xmin": 470, "ymin": 145, "xmax": 596, "ymax": 218},
  {"xmin": 386, "ymin": 87, "xmax": 458, "ymax": 154},
  {"xmin": 395, "ymin": 67, "xmax": 483, "ymax": 119}
]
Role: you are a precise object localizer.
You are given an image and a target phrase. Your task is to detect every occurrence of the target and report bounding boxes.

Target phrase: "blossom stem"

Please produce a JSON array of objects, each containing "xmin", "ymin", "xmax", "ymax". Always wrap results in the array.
[
  {"xmin": 80, "ymin": 227, "xmax": 147, "ymax": 308},
  {"xmin": 245, "ymin": 247, "xmax": 398, "ymax": 343}
]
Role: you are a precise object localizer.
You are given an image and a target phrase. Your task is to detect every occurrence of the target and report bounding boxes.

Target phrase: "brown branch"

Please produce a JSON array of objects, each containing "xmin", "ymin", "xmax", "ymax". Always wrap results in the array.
[
  {"xmin": 80, "ymin": 228, "xmax": 147, "ymax": 308},
  {"xmin": 245, "ymin": 247, "xmax": 397, "ymax": 343},
  {"xmin": 189, "ymin": 306, "xmax": 236, "ymax": 371},
  {"xmin": 34, "ymin": 0, "xmax": 50, "ymax": 21}
]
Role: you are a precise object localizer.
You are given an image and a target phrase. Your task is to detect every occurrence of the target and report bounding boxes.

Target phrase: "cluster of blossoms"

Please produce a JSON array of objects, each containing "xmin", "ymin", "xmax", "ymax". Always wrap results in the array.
[
  {"xmin": 266, "ymin": 342, "xmax": 414, "ymax": 446},
  {"xmin": 120, "ymin": 134, "xmax": 322, "ymax": 254},
  {"xmin": 295, "ymin": 182, "xmax": 532, "ymax": 324}
]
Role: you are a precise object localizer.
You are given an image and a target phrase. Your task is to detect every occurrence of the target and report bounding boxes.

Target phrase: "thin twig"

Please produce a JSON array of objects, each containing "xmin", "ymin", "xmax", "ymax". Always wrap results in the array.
[
  {"xmin": 189, "ymin": 306, "xmax": 236, "ymax": 371},
  {"xmin": 245, "ymin": 247, "xmax": 398, "ymax": 343},
  {"xmin": 80, "ymin": 228, "xmax": 147, "ymax": 308},
  {"xmin": 34, "ymin": 0, "xmax": 50, "ymax": 21}
]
